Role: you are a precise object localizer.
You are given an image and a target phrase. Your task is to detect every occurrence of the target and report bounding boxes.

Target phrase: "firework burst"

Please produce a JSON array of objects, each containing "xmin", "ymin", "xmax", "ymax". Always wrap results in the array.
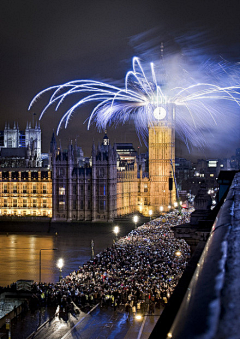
[{"xmin": 29, "ymin": 55, "xmax": 240, "ymax": 151}]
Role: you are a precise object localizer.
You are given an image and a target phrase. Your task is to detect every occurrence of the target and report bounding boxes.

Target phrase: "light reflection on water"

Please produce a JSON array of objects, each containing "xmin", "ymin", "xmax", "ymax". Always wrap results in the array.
[{"xmin": 0, "ymin": 222, "xmax": 135, "ymax": 287}]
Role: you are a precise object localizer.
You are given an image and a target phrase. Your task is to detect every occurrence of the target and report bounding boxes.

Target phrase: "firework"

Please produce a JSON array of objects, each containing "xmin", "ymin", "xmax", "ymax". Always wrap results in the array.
[{"xmin": 29, "ymin": 55, "xmax": 240, "ymax": 150}]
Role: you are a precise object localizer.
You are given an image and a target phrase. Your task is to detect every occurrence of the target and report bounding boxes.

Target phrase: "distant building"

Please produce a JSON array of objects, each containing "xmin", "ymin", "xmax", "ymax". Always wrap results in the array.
[
  {"xmin": 0, "ymin": 122, "xmax": 52, "ymax": 218},
  {"xmin": 51, "ymin": 133, "xmax": 117, "ymax": 221},
  {"xmin": 0, "ymin": 169, "xmax": 52, "ymax": 217},
  {"xmin": 0, "ymin": 122, "xmax": 42, "ymax": 167}
]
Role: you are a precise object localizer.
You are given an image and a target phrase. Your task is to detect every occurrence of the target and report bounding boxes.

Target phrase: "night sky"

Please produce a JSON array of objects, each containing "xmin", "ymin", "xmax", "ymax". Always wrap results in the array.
[{"xmin": 1, "ymin": 0, "xmax": 240, "ymax": 159}]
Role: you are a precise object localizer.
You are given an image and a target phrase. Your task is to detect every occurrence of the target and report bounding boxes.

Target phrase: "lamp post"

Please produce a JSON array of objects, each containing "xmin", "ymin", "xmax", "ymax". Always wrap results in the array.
[
  {"xmin": 57, "ymin": 258, "xmax": 64, "ymax": 282},
  {"xmin": 113, "ymin": 226, "xmax": 119, "ymax": 242},
  {"xmin": 133, "ymin": 215, "xmax": 138, "ymax": 229},
  {"xmin": 149, "ymin": 209, "xmax": 152, "ymax": 221},
  {"xmin": 91, "ymin": 239, "xmax": 95, "ymax": 259},
  {"xmin": 39, "ymin": 248, "xmax": 57, "ymax": 283}
]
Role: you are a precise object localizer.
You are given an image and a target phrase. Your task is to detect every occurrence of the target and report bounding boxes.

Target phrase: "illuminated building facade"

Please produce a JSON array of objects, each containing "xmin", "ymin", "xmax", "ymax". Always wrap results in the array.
[
  {"xmin": 51, "ymin": 134, "xmax": 117, "ymax": 222},
  {"xmin": 51, "ymin": 116, "xmax": 177, "ymax": 221},
  {"xmin": 0, "ymin": 169, "xmax": 52, "ymax": 217},
  {"xmin": 0, "ymin": 114, "xmax": 177, "ymax": 220},
  {"xmin": 148, "ymin": 104, "xmax": 176, "ymax": 215}
]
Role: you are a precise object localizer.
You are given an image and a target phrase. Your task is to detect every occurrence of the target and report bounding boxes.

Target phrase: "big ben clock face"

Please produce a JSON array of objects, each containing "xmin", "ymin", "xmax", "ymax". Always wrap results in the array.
[{"xmin": 153, "ymin": 106, "xmax": 166, "ymax": 120}]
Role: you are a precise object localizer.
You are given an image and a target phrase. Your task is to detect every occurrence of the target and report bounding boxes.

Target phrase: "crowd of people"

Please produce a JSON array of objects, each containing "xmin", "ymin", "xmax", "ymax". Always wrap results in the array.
[{"xmin": 28, "ymin": 211, "xmax": 191, "ymax": 315}]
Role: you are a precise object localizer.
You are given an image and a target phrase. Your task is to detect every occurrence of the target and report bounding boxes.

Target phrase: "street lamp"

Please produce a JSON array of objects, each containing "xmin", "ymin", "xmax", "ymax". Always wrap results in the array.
[
  {"xmin": 133, "ymin": 215, "xmax": 138, "ymax": 229},
  {"xmin": 149, "ymin": 209, "xmax": 152, "ymax": 221},
  {"xmin": 39, "ymin": 248, "xmax": 57, "ymax": 283},
  {"xmin": 113, "ymin": 226, "xmax": 119, "ymax": 242},
  {"xmin": 160, "ymin": 206, "xmax": 163, "ymax": 214},
  {"xmin": 57, "ymin": 258, "xmax": 64, "ymax": 282}
]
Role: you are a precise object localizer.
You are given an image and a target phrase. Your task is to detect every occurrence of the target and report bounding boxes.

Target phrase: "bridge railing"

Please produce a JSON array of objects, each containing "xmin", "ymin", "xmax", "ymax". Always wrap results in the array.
[{"xmin": 162, "ymin": 173, "xmax": 239, "ymax": 339}]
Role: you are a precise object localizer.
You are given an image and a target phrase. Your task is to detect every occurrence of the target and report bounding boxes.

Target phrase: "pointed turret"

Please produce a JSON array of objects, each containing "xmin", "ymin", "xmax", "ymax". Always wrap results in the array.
[
  {"xmin": 50, "ymin": 130, "xmax": 57, "ymax": 153},
  {"xmin": 102, "ymin": 129, "xmax": 109, "ymax": 146}
]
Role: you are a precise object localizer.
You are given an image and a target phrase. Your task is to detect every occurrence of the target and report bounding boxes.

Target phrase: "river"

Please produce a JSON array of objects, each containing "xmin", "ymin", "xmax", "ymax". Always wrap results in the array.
[{"xmin": 0, "ymin": 220, "xmax": 138, "ymax": 287}]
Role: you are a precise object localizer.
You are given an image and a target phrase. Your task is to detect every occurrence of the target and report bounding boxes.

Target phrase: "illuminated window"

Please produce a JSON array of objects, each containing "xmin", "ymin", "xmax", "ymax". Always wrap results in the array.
[
  {"xmin": 4, "ymin": 199, "xmax": 7, "ymax": 207},
  {"xmin": 23, "ymin": 199, "xmax": 27, "ymax": 208},
  {"xmin": 208, "ymin": 160, "xmax": 217, "ymax": 167},
  {"xmin": 144, "ymin": 184, "xmax": 148, "ymax": 193},
  {"xmin": 23, "ymin": 184, "xmax": 27, "ymax": 193},
  {"xmin": 210, "ymin": 174, "xmax": 214, "ymax": 177},
  {"xmin": 3, "ymin": 184, "xmax": 8, "ymax": 193},
  {"xmin": 13, "ymin": 199, "xmax": 17, "ymax": 207},
  {"xmin": 59, "ymin": 201, "xmax": 65, "ymax": 210},
  {"xmin": 13, "ymin": 184, "xmax": 17, "ymax": 193},
  {"xmin": 43, "ymin": 184, "xmax": 47, "ymax": 194},
  {"xmin": 43, "ymin": 199, "xmax": 47, "ymax": 208},
  {"xmin": 59, "ymin": 187, "xmax": 65, "ymax": 195},
  {"xmin": 32, "ymin": 185, "xmax": 37, "ymax": 194},
  {"xmin": 33, "ymin": 199, "xmax": 37, "ymax": 208}
]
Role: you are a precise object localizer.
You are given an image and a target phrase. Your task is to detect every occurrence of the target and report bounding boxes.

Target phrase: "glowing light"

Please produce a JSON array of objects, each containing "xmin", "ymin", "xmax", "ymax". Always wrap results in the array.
[
  {"xmin": 160, "ymin": 206, "xmax": 163, "ymax": 212},
  {"xmin": 153, "ymin": 106, "xmax": 166, "ymax": 120},
  {"xmin": 135, "ymin": 314, "xmax": 142, "ymax": 320},
  {"xmin": 57, "ymin": 258, "xmax": 64, "ymax": 269},
  {"xmin": 29, "ymin": 56, "xmax": 240, "ymax": 150},
  {"xmin": 113, "ymin": 226, "xmax": 119, "ymax": 235},
  {"xmin": 175, "ymin": 250, "xmax": 182, "ymax": 257},
  {"xmin": 133, "ymin": 215, "xmax": 138, "ymax": 223}
]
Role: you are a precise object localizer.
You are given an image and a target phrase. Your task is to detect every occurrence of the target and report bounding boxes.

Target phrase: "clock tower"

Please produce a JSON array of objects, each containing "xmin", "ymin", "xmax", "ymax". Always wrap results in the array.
[{"xmin": 148, "ymin": 103, "xmax": 176, "ymax": 214}]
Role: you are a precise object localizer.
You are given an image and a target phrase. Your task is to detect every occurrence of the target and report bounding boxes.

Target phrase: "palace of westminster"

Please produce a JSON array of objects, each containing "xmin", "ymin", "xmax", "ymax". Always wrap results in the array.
[{"xmin": 0, "ymin": 114, "xmax": 238, "ymax": 222}]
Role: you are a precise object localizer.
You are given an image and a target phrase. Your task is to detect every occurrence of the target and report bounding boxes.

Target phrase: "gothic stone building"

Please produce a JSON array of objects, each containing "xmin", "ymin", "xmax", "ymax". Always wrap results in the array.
[
  {"xmin": 52, "ymin": 134, "xmax": 117, "ymax": 222},
  {"xmin": 51, "ymin": 122, "xmax": 177, "ymax": 222},
  {"xmin": 0, "ymin": 122, "xmax": 42, "ymax": 168},
  {"xmin": 0, "ymin": 122, "xmax": 52, "ymax": 218}
]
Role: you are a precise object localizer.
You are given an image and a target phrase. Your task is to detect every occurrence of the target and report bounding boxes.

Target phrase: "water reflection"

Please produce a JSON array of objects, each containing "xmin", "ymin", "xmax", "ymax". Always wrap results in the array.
[{"xmin": 0, "ymin": 222, "xmax": 135, "ymax": 287}]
